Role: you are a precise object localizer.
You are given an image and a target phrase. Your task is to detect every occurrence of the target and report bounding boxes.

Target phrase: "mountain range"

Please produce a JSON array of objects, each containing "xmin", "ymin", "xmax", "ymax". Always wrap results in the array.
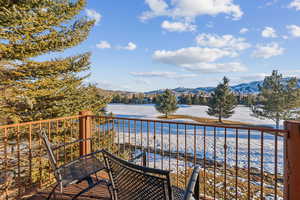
[{"xmin": 145, "ymin": 79, "xmax": 300, "ymax": 95}]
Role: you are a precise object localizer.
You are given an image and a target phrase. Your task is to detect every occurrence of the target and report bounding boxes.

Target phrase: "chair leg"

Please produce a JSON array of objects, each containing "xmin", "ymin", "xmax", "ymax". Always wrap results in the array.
[
  {"xmin": 47, "ymin": 183, "xmax": 59, "ymax": 200},
  {"xmin": 107, "ymin": 184, "xmax": 117, "ymax": 200}
]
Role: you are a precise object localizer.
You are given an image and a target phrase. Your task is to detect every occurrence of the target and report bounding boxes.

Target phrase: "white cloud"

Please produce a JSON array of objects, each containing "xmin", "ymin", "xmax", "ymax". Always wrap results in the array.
[
  {"xmin": 153, "ymin": 47, "xmax": 237, "ymax": 64},
  {"xmin": 152, "ymin": 46, "xmax": 246, "ymax": 73},
  {"xmin": 239, "ymin": 28, "xmax": 249, "ymax": 34},
  {"xmin": 265, "ymin": 0, "xmax": 278, "ymax": 7},
  {"xmin": 131, "ymin": 71, "xmax": 197, "ymax": 79},
  {"xmin": 252, "ymin": 43, "xmax": 284, "ymax": 59},
  {"xmin": 261, "ymin": 27, "xmax": 277, "ymax": 38},
  {"xmin": 195, "ymin": 33, "xmax": 251, "ymax": 51},
  {"xmin": 119, "ymin": 42, "xmax": 137, "ymax": 51},
  {"xmin": 283, "ymin": 69, "xmax": 300, "ymax": 78},
  {"xmin": 240, "ymin": 73, "xmax": 268, "ymax": 81},
  {"xmin": 140, "ymin": 0, "xmax": 243, "ymax": 21},
  {"xmin": 85, "ymin": 9, "xmax": 102, "ymax": 25},
  {"xmin": 286, "ymin": 25, "xmax": 300, "ymax": 37},
  {"xmin": 206, "ymin": 21, "xmax": 214, "ymax": 28},
  {"xmin": 96, "ymin": 41, "xmax": 111, "ymax": 49},
  {"xmin": 96, "ymin": 80, "xmax": 131, "ymax": 91},
  {"xmin": 282, "ymin": 35, "xmax": 289, "ymax": 40},
  {"xmin": 161, "ymin": 20, "xmax": 196, "ymax": 32},
  {"xmin": 289, "ymin": 0, "xmax": 300, "ymax": 11},
  {"xmin": 181, "ymin": 62, "xmax": 247, "ymax": 73}
]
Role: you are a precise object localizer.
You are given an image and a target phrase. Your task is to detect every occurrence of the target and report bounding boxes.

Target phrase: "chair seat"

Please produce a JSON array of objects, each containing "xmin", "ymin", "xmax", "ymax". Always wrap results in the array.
[
  {"xmin": 57, "ymin": 156, "xmax": 105, "ymax": 187},
  {"xmin": 172, "ymin": 186, "xmax": 195, "ymax": 200}
]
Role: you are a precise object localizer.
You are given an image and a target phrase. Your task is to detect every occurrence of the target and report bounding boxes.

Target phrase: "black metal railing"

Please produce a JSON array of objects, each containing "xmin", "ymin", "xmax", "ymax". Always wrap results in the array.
[
  {"xmin": 93, "ymin": 116, "xmax": 288, "ymax": 200},
  {"xmin": 0, "ymin": 113, "xmax": 289, "ymax": 200}
]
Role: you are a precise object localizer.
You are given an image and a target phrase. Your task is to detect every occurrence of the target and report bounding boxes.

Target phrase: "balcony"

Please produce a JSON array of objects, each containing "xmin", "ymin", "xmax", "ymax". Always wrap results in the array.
[{"xmin": 0, "ymin": 111, "xmax": 299, "ymax": 200}]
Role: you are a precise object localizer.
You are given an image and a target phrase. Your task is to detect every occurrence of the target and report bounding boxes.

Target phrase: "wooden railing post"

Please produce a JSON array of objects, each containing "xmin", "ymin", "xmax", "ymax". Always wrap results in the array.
[
  {"xmin": 284, "ymin": 120, "xmax": 300, "ymax": 200},
  {"xmin": 79, "ymin": 111, "xmax": 93, "ymax": 156}
]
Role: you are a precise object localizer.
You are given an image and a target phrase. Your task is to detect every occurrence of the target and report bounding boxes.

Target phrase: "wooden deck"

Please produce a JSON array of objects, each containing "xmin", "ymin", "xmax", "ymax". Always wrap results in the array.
[{"xmin": 27, "ymin": 174, "xmax": 111, "ymax": 200}]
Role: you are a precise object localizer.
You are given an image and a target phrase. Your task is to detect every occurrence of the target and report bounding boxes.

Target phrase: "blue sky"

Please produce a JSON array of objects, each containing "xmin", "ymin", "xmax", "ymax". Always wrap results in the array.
[{"xmin": 47, "ymin": 0, "xmax": 300, "ymax": 92}]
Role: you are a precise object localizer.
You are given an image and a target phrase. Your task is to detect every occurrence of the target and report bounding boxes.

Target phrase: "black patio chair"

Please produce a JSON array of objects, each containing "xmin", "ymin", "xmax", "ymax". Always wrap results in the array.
[
  {"xmin": 101, "ymin": 150, "xmax": 201, "ymax": 200},
  {"xmin": 39, "ymin": 130, "xmax": 110, "ymax": 199}
]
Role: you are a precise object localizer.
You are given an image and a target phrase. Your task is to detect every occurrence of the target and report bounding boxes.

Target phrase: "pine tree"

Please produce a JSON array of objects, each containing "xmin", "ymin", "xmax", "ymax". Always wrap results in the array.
[
  {"xmin": 192, "ymin": 95, "xmax": 200, "ymax": 105},
  {"xmin": 122, "ymin": 96, "xmax": 130, "ymax": 104},
  {"xmin": 251, "ymin": 70, "xmax": 300, "ymax": 128},
  {"xmin": 0, "ymin": 0, "xmax": 109, "ymax": 123},
  {"xmin": 178, "ymin": 95, "xmax": 185, "ymax": 104},
  {"xmin": 155, "ymin": 89, "xmax": 178, "ymax": 117},
  {"xmin": 207, "ymin": 77, "xmax": 237, "ymax": 123},
  {"xmin": 185, "ymin": 95, "xmax": 192, "ymax": 105}
]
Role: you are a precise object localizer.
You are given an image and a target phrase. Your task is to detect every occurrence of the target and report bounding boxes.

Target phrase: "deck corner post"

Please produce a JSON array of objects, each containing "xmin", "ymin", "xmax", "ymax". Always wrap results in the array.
[
  {"xmin": 284, "ymin": 120, "xmax": 300, "ymax": 200},
  {"xmin": 79, "ymin": 110, "xmax": 93, "ymax": 156}
]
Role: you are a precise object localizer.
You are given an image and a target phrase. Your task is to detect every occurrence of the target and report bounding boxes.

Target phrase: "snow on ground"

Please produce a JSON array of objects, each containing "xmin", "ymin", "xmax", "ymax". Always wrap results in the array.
[
  {"xmin": 105, "ymin": 104, "xmax": 284, "ymax": 175},
  {"xmin": 106, "ymin": 104, "xmax": 279, "ymax": 127},
  {"xmin": 112, "ymin": 124, "xmax": 283, "ymax": 174}
]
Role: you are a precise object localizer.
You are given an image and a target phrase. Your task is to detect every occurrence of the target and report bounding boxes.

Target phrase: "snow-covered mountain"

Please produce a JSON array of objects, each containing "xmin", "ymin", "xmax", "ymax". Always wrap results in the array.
[{"xmin": 145, "ymin": 79, "xmax": 300, "ymax": 95}]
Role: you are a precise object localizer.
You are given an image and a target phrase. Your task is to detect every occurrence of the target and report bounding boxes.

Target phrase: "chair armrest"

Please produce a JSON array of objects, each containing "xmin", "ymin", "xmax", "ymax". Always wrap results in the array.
[
  {"xmin": 183, "ymin": 165, "xmax": 201, "ymax": 200},
  {"xmin": 52, "ymin": 137, "xmax": 94, "ymax": 151},
  {"xmin": 55, "ymin": 149, "xmax": 104, "ymax": 173},
  {"xmin": 128, "ymin": 150, "xmax": 146, "ymax": 164}
]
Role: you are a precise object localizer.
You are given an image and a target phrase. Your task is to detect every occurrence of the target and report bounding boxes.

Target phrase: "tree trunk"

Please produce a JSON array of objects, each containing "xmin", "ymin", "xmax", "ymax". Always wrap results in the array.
[
  {"xmin": 219, "ymin": 107, "xmax": 222, "ymax": 123},
  {"xmin": 276, "ymin": 113, "xmax": 280, "ymax": 129},
  {"xmin": 276, "ymin": 117, "xmax": 280, "ymax": 129}
]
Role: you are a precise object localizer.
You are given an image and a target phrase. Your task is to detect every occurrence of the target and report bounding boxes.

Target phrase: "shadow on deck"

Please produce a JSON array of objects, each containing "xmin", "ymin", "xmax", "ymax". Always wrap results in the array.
[{"xmin": 27, "ymin": 175, "xmax": 111, "ymax": 200}]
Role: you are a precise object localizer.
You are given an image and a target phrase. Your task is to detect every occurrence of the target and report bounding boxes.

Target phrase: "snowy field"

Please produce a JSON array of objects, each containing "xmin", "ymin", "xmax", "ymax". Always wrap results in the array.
[
  {"xmin": 106, "ymin": 104, "xmax": 284, "ymax": 175},
  {"xmin": 106, "ymin": 104, "xmax": 279, "ymax": 127}
]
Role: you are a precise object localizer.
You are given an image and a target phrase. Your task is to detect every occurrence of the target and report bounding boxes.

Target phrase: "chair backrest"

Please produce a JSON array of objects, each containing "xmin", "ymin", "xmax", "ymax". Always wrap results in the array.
[
  {"xmin": 102, "ymin": 150, "xmax": 173, "ymax": 200},
  {"xmin": 38, "ymin": 130, "xmax": 58, "ymax": 171}
]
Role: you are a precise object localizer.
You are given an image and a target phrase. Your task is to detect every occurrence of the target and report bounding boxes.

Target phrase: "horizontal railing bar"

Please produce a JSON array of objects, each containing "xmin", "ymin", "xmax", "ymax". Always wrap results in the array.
[
  {"xmin": 0, "ymin": 114, "xmax": 288, "ymax": 134},
  {"xmin": 93, "ymin": 115, "xmax": 289, "ymax": 134},
  {"xmin": 0, "ymin": 115, "xmax": 82, "ymax": 129}
]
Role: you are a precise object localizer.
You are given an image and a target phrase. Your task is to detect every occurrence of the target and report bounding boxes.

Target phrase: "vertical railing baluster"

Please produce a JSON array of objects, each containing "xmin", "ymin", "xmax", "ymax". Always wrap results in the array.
[
  {"xmin": 214, "ymin": 127, "xmax": 216, "ymax": 200},
  {"xmin": 161, "ymin": 122, "xmax": 164, "ymax": 170},
  {"xmin": 203, "ymin": 126, "xmax": 207, "ymax": 198},
  {"xmin": 56, "ymin": 121, "xmax": 59, "ymax": 164},
  {"xmin": 275, "ymin": 132, "xmax": 278, "ymax": 200},
  {"xmin": 123, "ymin": 119, "xmax": 125, "ymax": 153},
  {"xmin": 154, "ymin": 122, "xmax": 156, "ymax": 168},
  {"xmin": 17, "ymin": 125, "xmax": 21, "ymax": 198},
  {"xmin": 176, "ymin": 123, "xmax": 179, "ymax": 187},
  {"xmin": 128, "ymin": 119, "xmax": 131, "ymax": 155},
  {"xmin": 117, "ymin": 119, "xmax": 120, "ymax": 156},
  {"xmin": 184, "ymin": 124, "xmax": 187, "ymax": 186},
  {"xmin": 248, "ymin": 129, "xmax": 251, "ymax": 200},
  {"xmin": 4, "ymin": 128, "xmax": 8, "ymax": 199},
  {"xmin": 29, "ymin": 124, "xmax": 32, "ymax": 185},
  {"xmin": 39, "ymin": 123, "xmax": 42, "ymax": 186},
  {"xmin": 169, "ymin": 123, "xmax": 171, "ymax": 171},
  {"xmin": 261, "ymin": 131, "xmax": 264, "ymax": 199},
  {"xmin": 134, "ymin": 120, "xmax": 137, "ymax": 155},
  {"xmin": 194, "ymin": 126, "xmax": 197, "ymax": 166},
  {"xmin": 235, "ymin": 128, "xmax": 239, "ymax": 200},
  {"xmin": 48, "ymin": 122, "xmax": 51, "ymax": 183},
  {"xmin": 107, "ymin": 117, "xmax": 110, "ymax": 150},
  {"xmin": 63, "ymin": 120, "xmax": 66, "ymax": 164},
  {"xmin": 140, "ymin": 120, "xmax": 143, "ymax": 166},
  {"xmin": 111, "ymin": 117, "xmax": 115, "ymax": 153},
  {"xmin": 71, "ymin": 119, "xmax": 74, "ymax": 161},
  {"xmin": 224, "ymin": 128, "xmax": 227, "ymax": 199},
  {"xmin": 147, "ymin": 121, "xmax": 150, "ymax": 167}
]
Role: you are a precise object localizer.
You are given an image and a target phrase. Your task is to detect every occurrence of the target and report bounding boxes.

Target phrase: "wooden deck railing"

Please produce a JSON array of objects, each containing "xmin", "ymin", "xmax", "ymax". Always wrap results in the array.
[{"xmin": 0, "ymin": 111, "xmax": 299, "ymax": 200}]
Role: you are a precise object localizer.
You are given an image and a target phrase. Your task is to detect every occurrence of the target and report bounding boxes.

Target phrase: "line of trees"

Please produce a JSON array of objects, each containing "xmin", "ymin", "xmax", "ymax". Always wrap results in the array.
[
  {"xmin": 154, "ymin": 72, "xmax": 300, "ymax": 126},
  {"xmin": 111, "ymin": 91, "xmax": 259, "ymax": 106}
]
